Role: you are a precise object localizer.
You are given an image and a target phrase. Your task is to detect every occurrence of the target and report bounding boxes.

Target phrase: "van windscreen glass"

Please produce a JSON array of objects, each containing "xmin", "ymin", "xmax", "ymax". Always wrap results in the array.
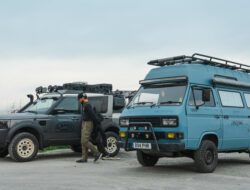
[{"xmin": 128, "ymin": 85, "xmax": 187, "ymax": 107}]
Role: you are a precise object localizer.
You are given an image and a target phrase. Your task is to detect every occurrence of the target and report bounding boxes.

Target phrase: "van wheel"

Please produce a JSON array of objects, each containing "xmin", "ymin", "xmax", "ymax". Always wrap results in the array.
[
  {"xmin": 194, "ymin": 140, "xmax": 218, "ymax": 173},
  {"xmin": 137, "ymin": 150, "xmax": 159, "ymax": 166},
  {"xmin": 8, "ymin": 132, "xmax": 39, "ymax": 162},
  {"xmin": 98, "ymin": 131, "xmax": 120, "ymax": 157},
  {"xmin": 0, "ymin": 148, "xmax": 8, "ymax": 158},
  {"xmin": 71, "ymin": 145, "xmax": 82, "ymax": 153}
]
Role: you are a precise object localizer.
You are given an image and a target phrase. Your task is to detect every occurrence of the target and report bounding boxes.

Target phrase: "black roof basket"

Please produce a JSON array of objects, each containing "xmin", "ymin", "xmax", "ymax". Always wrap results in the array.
[{"xmin": 148, "ymin": 53, "xmax": 250, "ymax": 73}]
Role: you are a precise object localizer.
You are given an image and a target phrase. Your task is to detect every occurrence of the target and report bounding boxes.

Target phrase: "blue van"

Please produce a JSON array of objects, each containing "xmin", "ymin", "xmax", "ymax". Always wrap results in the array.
[{"xmin": 118, "ymin": 53, "xmax": 250, "ymax": 173}]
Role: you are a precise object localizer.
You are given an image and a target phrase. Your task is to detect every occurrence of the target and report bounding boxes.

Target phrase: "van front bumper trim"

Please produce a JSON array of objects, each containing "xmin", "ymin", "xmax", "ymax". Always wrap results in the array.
[{"xmin": 118, "ymin": 141, "xmax": 185, "ymax": 152}]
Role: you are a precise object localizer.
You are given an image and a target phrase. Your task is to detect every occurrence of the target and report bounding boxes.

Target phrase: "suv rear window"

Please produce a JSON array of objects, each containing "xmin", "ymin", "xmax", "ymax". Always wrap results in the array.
[{"xmin": 88, "ymin": 96, "xmax": 108, "ymax": 113}]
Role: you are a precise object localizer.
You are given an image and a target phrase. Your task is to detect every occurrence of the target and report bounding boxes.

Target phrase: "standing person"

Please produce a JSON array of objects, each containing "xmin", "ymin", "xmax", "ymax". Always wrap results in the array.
[{"xmin": 76, "ymin": 93, "xmax": 102, "ymax": 163}]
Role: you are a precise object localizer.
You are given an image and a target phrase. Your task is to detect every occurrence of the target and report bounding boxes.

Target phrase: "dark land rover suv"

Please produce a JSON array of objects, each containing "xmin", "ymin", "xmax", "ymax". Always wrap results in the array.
[{"xmin": 0, "ymin": 83, "xmax": 131, "ymax": 162}]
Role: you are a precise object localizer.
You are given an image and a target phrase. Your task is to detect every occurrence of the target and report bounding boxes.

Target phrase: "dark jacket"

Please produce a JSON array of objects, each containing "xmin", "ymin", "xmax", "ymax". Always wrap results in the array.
[{"xmin": 81, "ymin": 102, "xmax": 98, "ymax": 122}]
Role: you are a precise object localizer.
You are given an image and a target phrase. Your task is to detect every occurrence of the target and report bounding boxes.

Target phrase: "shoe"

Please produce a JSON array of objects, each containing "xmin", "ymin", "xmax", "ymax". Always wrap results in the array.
[
  {"xmin": 94, "ymin": 153, "xmax": 103, "ymax": 162},
  {"xmin": 76, "ymin": 159, "xmax": 87, "ymax": 163}
]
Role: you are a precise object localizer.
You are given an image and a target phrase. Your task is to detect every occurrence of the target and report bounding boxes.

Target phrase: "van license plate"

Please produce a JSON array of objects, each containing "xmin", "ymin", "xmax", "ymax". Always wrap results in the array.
[{"xmin": 132, "ymin": 143, "xmax": 151, "ymax": 150}]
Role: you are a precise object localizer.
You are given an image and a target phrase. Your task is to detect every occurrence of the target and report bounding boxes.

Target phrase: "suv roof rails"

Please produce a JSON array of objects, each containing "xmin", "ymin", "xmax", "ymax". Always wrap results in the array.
[{"xmin": 148, "ymin": 53, "xmax": 250, "ymax": 73}]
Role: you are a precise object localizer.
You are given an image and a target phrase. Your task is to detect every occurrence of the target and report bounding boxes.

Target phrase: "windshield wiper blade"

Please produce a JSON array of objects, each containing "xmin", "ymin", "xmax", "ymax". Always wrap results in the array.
[
  {"xmin": 159, "ymin": 101, "xmax": 181, "ymax": 105},
  {"xmin": 134, "ymin": 102, "xmax": 154, "ymax": 105},
  {"xmin": 24, "ymin": 111, "xmax": 38, "ymax": 114}
]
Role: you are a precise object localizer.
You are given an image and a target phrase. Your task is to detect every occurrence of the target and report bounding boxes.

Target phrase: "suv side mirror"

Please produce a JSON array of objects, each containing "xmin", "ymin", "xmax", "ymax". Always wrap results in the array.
[{"xmin": 202, "ymin": 89, "xmax": 210, "ymax": 102}]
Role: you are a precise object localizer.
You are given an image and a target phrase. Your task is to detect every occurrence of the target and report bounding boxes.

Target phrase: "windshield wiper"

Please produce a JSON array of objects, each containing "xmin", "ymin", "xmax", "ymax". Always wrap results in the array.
[
  {"xmin": 24, "ymin": 111, "xmax": 38, "ymax": 114},
  {"xmin": 134, "ymin": 102, "xmax": 154, "ymax": 105},
  {"xmin": 159, "ymin": 101, "xmax": 181, "ymax": 105}
]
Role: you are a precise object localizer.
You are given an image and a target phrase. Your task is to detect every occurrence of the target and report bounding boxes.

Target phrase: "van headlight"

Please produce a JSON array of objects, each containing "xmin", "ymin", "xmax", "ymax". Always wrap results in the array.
[
  {"xmin": 120, "ymin": 118, "xmax": 129, "ymax": 126},
  {"xmin": 162, "ymin": 117, "xmax": 178, "ymax": 127}
]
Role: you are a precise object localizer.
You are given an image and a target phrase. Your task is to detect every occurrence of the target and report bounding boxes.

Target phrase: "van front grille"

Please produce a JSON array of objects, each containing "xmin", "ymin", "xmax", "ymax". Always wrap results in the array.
[{"xmin": 126, "ymin": 117, "xmax": 162, "ymax": 127}]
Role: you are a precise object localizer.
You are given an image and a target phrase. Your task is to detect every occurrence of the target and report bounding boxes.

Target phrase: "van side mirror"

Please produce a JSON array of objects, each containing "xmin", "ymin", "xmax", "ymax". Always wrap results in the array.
[{"xmin": 202, "ymin": 89, "xmax": 210, "ymax": 102}]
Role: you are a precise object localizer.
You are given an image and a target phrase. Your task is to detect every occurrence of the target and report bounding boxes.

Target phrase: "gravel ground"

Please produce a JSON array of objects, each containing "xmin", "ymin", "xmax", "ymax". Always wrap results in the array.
[{"xmin": 0, "ymin": 149, "xmax": 250, "ymax": 190}]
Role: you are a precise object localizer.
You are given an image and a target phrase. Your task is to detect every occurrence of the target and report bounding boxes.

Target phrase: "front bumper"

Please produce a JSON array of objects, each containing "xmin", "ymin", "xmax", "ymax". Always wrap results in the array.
[{"xmin": 118, "ymin": 141, "xmax": 185, "ymax": 152}]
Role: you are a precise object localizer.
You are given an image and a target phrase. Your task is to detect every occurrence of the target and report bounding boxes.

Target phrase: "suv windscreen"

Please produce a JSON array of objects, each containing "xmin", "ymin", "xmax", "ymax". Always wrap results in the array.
[
  {"xmin": 23, "ymin": 97, "xmax": 58, "ymax": 114},
  {"xmin": 128, "ymin": 84, "xmax": 187, "ymax": 107}
]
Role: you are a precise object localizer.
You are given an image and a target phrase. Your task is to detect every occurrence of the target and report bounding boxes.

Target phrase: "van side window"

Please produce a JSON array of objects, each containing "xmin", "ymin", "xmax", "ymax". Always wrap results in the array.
[
  {"xmin": 218, "ymin": 90, "xmax": 243, "ymax": 107},
  {"xmin": 189, "ymin": 88, "xmax": 215, "ymax": 107},
  {"xmin": 243, "ymin": 93, "xmax": 250, "ymax": 107}
]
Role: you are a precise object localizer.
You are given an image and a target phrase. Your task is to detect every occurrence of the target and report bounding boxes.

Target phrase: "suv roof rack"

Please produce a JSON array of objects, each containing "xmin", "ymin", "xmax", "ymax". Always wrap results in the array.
[{"xmin": 147, "ymin": 53, "xmax": 250, "ymax": 73}]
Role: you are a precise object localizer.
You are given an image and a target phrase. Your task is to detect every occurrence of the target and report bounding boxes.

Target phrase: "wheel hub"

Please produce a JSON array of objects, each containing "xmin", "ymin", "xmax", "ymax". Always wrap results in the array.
[
  {"xmin": 17, "ymin": 138, "xmax": 35, "ymax": 158},
  {"xmin": 105, "ymin": 137, "xmax": 117, "ymax": 154},
  {"xmin": 205, "ymin": 149, "xmax": 214, "ymax": 164}
]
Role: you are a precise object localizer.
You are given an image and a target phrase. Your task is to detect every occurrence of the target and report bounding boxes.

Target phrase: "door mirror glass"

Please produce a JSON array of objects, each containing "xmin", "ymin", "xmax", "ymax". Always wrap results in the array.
[{"xmin": 202, "ymin": 89, "xmax": 210, "ymax": 102}]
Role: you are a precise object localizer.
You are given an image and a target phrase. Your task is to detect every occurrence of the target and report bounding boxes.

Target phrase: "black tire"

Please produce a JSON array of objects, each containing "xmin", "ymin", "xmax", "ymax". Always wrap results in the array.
[
  {"xmin": 71, "ymin": 145, "xmax": 82, "ymax": 153},
  {"xmin": 98, "ymin": 131, "xmax": 120, "ymax": 157},
  {"xmin": 0, "ymin": 148, "xmax": 8, "ymax": 158},
  {"xmin": 8, "ymin": 132, "xmax": 39, "ymax": 162},
  {"xmin": 194, "ymin": 140, "xmax": 218, "ymax": 173},
  {"xmin": 137, "ymin": 150, "xmax": 159, "ymax": 166}
]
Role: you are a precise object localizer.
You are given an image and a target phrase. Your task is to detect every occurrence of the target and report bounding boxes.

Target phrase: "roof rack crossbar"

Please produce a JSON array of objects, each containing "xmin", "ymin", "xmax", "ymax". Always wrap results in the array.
[{"xmin": 147, "ymin": 53, "xmax": 250, "ymax": 73}]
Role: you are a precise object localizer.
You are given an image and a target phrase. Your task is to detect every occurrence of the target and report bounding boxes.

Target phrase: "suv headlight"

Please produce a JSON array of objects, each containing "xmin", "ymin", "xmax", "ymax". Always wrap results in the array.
[
  {"xmin": 120, "ymin": 118, "xmax": 129, "ymax": 126},
  {"xmin": 0, "ymin": 120, "xmax": 10, "ymax": 129},
  {"xmin": 162, "ymin": 117, "xmax": 178, "ymax": 127}
]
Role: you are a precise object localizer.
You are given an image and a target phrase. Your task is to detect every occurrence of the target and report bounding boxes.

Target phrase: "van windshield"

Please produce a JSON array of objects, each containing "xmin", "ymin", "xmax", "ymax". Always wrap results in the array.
[{"xmin": 128, "ymin": 85, "xmax": 187, "ymax": 107}]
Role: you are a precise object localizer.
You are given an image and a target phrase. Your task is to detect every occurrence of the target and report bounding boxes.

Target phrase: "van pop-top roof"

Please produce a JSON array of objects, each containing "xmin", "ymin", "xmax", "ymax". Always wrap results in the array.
[
  {"xmin": 148, "ymin": 53, "xmax": 250, "ymax": 73},
  {"xmin": 143, "ymin": 53, "xmax": 250, "ymax": 89}
]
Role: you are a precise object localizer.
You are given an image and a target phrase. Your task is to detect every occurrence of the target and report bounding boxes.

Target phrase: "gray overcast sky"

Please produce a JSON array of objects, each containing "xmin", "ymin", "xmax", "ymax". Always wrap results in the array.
[{"xmin": 1, "ymin": 0, "xmax": 250, "ymax": 113}]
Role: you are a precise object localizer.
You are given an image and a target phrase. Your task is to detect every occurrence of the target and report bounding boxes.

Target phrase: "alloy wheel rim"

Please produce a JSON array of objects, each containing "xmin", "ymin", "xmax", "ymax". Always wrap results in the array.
[
  {"xmin": 16, "ymin": 138, "xmax": 35, "ymax": 158},
  {"xmin": 105, "ymin": 137, "xmax": 117, "ymax": 154}
]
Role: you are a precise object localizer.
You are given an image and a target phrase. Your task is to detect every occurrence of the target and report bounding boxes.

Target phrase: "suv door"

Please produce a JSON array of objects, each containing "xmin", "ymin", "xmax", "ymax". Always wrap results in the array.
[
  {"xmin": 46, "ymin": 96, "xmax": 81, "ymax": 144},
  {"xmin": 186, "ymin": 86, "xmax": 222, "ymax": 149}
]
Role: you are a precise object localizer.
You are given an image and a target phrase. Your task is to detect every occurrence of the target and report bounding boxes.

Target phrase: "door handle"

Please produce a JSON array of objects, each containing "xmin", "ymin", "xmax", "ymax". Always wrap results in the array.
[
  {"xmin": 224, "ymin": 115, "xmax": 229, "ymax": 119},
  {"xmin": 214, "ymin": 115, "xmax": 220, "ymax": 119}
]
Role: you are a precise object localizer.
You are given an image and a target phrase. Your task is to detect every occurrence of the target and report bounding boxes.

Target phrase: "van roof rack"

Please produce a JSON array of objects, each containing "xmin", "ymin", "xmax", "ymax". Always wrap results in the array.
[{"xmin": 147, "ymin": 53, "xmax": 250, "ymax": 73}]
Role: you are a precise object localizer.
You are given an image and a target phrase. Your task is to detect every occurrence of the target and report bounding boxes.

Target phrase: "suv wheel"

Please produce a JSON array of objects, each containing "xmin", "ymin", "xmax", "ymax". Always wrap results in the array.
[
  {"xmin": 8, "ymin": 132, "xmax": 39, "ymax": 162},
  {"xmin": 98, "ymin": 131, "xmax": 120, "ymax": 157},
  {"xmin": 194, "ymin": 140, "xmax": 218, "ymax": 173},
  {"xmin": 137, "ymin": 150, "xmax": 159, "ymax": 166},
  {"xmin": 0, "ymin": 148, "xmax": 8, "ymax": 158}
]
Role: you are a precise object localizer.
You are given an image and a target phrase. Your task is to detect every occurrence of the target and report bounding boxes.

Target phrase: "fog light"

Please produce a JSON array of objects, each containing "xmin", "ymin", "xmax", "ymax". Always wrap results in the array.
[
  {"xmin": 120, "ymin": 132, "xmax": 126, "ymax": 138},
  {"xmin": 145, "ymin": 134, "xmax": 149, "ymax": 139},
  {"xmin": 167, "ymin": 133, "xmax": 175, "ymax": 139},
  {"xmin": 131, "ymin": 133, "xmax": 135, "ymax": 138}
]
